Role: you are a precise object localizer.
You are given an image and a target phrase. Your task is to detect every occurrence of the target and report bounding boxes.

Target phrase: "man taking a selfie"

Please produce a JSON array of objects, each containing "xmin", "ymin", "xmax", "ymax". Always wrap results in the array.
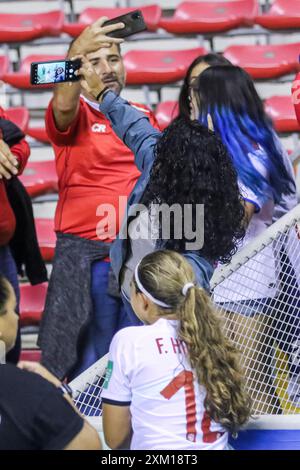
[{"xmin": 38, "ymin": 17, "xmax": 159, "ymax": 380}]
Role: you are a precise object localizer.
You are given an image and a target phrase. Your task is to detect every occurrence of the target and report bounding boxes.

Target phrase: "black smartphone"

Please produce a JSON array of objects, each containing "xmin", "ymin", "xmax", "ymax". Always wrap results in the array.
[
  {"xmin": 30, "ymin": 59, "xmax": 81, "ymax": 85},
  {"xmin": 103, "ymin": 10, "xmax": 147, "ymax": 38}
]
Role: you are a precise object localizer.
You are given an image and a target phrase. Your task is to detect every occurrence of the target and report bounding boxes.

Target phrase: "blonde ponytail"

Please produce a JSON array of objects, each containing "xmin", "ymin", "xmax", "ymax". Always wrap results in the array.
[{"xmin": 178, "ymin": 286, "xmax": 251, "ymax": 433}]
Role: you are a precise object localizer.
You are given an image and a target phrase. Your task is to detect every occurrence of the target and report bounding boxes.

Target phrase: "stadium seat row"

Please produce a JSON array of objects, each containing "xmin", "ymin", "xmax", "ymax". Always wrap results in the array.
[
  {"xmin": 0, "ymin": 48, "xmax": 207, "ymax": 87},
  {"xmin": 7, "ymin": 93, "xmax": 300, "ymax": 150},
  {"xmin": 1, "ymin": 42, "xmax": 300, "ymax": 89},
  {"xmin": 155, "ymin": 95, "xmax": 300, "ymax": 132},
  {"xmin": 1, "ymin": 1, "xmax": 300, "ymax": 44}
]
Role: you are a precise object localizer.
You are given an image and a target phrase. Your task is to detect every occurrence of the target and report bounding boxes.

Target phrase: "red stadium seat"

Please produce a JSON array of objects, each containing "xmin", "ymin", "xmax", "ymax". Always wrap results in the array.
[
  {"xmin": 265, "ymin": 95, "xmax": 300, "ymax": 133},
  {"xmin": 20, "ymin": 349, "xmax": 41, "ymax": 362},
  {"xmin": 27, "ymin": 127, "xmax": 49, "ymax": 143},
  {"xmin": 256, "ymin": 0, "xmax": 300, "ymax": 30},
  {"xmin": 20, "ymin": 282, "xmax": 48, "ymax": 327},
  {"xmin": 63, "ymin": 5, "xmax": 161, "ymax": 37},
  {"xmin": 0, "ymin": 10, "xmax": 64, "ymax": 43},
  {"xmin": 124, "ymin": 47, "xmax": 207, "ymax": 85},
  {"xmin": 19, "ymin": 160, "xmax": 58, "ymax": 198},
  {"xmin": 0, "ymin": 55, "xmax": 10, "ymax": 78},
  {"xmin": 224, "ymin": 43, "xmax": 300, "ymax": 79},
  {"xmin": 5, "ymin": 107, "xmax": 29, "ymax": 133},
  {"xmin": 159, "ymin": 0, "xmax": 258, "ymax": 34},
  {"xmin": 2, "ymin": 54, "xmax": 65, "ymax": 89},
  {"xmin": 155, "ymin": 101, "xmax": 179, "ymax": 129},
  {"xmin": 35, "ymin": 218, "xmax": 56, "ymax": 262}
]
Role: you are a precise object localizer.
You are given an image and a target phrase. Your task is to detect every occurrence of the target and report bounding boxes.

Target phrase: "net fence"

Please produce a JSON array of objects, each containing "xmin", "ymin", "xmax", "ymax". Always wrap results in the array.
[
  {"xmin": 211, "ymin": 203, "xmax": 300, "ymax": 415},
  {"xmin": 70, "ymin": 353, "xmax": 108, "ymax": 418},
  {"xmin": 70, "ymin": 204, "xmax": 300, "ymax": 418}
]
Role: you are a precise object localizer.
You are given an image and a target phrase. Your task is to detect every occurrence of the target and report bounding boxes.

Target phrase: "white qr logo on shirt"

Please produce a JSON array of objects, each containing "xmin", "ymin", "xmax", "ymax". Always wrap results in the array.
[{"xmin": 91, "ymin": 123, "xmax": 107, "ymax": 133}]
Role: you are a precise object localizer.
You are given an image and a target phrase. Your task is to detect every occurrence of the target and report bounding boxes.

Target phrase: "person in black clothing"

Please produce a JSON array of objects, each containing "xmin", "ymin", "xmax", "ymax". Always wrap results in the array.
[{"xmin": 0, "ymin": 274, "xmax": 101, "ymax": 450}]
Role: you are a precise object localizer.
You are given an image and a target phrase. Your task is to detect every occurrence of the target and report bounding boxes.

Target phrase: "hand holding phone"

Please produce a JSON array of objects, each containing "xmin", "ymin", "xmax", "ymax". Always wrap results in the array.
[
  {"xmin": 30, "ymin": 11, "xmax": 147, "ymax": 86},
  {"xmin": 102, "ymin": 10, "xmax": 147, "ymax": 38},
  {"xmin": 68, "ymin": 11, "xmax": 146, "ymax": 58}
]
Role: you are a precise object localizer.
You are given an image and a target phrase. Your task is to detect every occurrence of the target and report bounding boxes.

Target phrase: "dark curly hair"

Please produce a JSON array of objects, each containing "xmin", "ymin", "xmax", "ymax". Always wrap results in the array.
[{"xmin": 141, "ymin": 117, "xmax": 245, "ymax": 264}]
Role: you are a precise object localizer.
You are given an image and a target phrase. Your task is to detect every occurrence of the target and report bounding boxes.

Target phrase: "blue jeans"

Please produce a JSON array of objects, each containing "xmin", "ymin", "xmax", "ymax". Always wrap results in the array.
[
  {"xmin": 0, "ymin": 245, "xmax": 20, "ymax": 363},
  {"xmin": 70, "ymin": 260, "xmax": 131, "ymax": 378}
]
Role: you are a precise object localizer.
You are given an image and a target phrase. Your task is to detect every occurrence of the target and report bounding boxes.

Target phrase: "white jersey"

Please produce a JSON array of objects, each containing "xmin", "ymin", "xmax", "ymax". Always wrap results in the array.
[
  {"xmin": 214, "ymin": 147, "xmax": 297, "ymax": 302},
  {"xmin": 101, "ymin": 318, "xmax": 228, "ymax": 450}
]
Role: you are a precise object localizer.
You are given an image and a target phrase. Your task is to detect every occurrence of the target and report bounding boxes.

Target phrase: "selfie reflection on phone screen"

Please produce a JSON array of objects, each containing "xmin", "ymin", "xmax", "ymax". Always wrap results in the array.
[{"xmin": 37, "ymin": 62, "xmax": 66, "ymax": 84}]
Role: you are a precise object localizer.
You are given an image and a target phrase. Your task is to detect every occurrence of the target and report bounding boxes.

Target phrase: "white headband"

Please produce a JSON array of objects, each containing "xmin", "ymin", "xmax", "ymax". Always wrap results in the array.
[
  {"xmin": 182, "ymin": 283, "xmax": 194, "ymax": 296},
  {"xmin": 134, "ymin": 263, "xmax": 195, "ymax": 308},
  {"xmin": 134, "ymin": 262, "xmax": 171, "ymax": 309}
]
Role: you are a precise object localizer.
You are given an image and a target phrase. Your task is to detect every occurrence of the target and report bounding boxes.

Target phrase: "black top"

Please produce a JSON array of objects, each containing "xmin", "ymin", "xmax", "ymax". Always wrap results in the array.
[{"xmin": 0, "ymin": 364, "xmax": 83, "ymax": 450}]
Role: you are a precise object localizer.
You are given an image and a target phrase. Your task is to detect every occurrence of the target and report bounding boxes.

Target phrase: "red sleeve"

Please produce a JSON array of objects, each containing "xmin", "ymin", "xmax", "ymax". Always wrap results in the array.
[
  {"xmin": 0, "ymin": 106, "xmax": 7, "ymax": 119},
  {"xmin": 129, "ymin": 103, "xmax": 162, "ymax": 132},
  {"xmin": 45, "ymin": 98, "xmax": 82, "ymax": 146},
  {"xmin": 0, "ymin": 106, "xmax": 30, "ymax": 174},
  {"xmin": 148, "ymin": 109, "xmax": 162, "ymax": 131},
  {"xmin": 10, "ymin": 139, "xmax": 30, "ymax": 175}
]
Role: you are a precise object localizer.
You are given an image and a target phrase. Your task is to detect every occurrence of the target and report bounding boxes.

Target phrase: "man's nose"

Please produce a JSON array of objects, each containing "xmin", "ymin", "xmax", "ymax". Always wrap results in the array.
[{"xmin": 99, "ymin": 60, "xmax": 113, "ymax": 75}]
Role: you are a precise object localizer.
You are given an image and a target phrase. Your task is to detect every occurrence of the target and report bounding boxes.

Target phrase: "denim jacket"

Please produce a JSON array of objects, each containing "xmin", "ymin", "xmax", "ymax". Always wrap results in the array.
[{"xmin": 99, "ymin": 91, "xmax": 214, "ymax": 291}]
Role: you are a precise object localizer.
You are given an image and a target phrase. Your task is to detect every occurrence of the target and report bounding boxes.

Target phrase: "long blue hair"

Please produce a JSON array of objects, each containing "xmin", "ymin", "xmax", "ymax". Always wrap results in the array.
[{"xmin": 193, "ymin": 65, "xmax": 295, "ymax": 204}]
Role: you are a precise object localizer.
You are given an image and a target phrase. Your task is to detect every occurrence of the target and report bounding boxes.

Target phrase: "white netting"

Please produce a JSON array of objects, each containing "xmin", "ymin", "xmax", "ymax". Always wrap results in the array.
[
  {"xmin": 70, "ymin": 204, "xmax": 300, "ymax": 418},
  {"xmin": 211, "ymin": 203, "xmax": 300, "ymax": 415},
  {"xmin": 70, "ymin": 353, "xmax": 108, "ymax": 418}
]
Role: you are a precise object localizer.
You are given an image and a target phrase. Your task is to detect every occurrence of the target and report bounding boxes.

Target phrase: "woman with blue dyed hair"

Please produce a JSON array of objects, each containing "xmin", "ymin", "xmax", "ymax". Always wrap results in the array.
[
  {"xmin": 189, "ymin": 65, "xmax": 298, "ymax": 414},
  {"xmin": 190, "ymin": 65, "xmax": 295, "ymax": 213}
]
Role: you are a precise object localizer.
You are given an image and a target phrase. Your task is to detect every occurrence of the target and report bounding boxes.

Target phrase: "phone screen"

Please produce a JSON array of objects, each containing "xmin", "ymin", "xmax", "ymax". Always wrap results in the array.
[{"xmin": 36, "ymin": 61, "xmax": 67, "ymax": 84}]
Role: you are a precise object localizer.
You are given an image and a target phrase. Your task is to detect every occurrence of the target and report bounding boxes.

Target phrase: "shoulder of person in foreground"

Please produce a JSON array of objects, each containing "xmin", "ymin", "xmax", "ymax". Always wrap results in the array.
[{"xmin": 2, "ymin": 363, "xmax": 102, "ymax": 450}]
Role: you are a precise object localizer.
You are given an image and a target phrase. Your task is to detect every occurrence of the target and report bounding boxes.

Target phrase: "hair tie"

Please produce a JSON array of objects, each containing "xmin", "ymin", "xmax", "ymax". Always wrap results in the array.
[{"xmin": 182, "ymin": 283, "xmax": 194, "ymax": 296}]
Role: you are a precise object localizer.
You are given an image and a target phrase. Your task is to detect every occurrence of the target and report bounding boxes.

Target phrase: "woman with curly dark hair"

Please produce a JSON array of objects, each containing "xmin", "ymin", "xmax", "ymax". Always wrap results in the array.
[{"xmin": 77, "ymin": 57, "xmax": 245, "ymax": 325}]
